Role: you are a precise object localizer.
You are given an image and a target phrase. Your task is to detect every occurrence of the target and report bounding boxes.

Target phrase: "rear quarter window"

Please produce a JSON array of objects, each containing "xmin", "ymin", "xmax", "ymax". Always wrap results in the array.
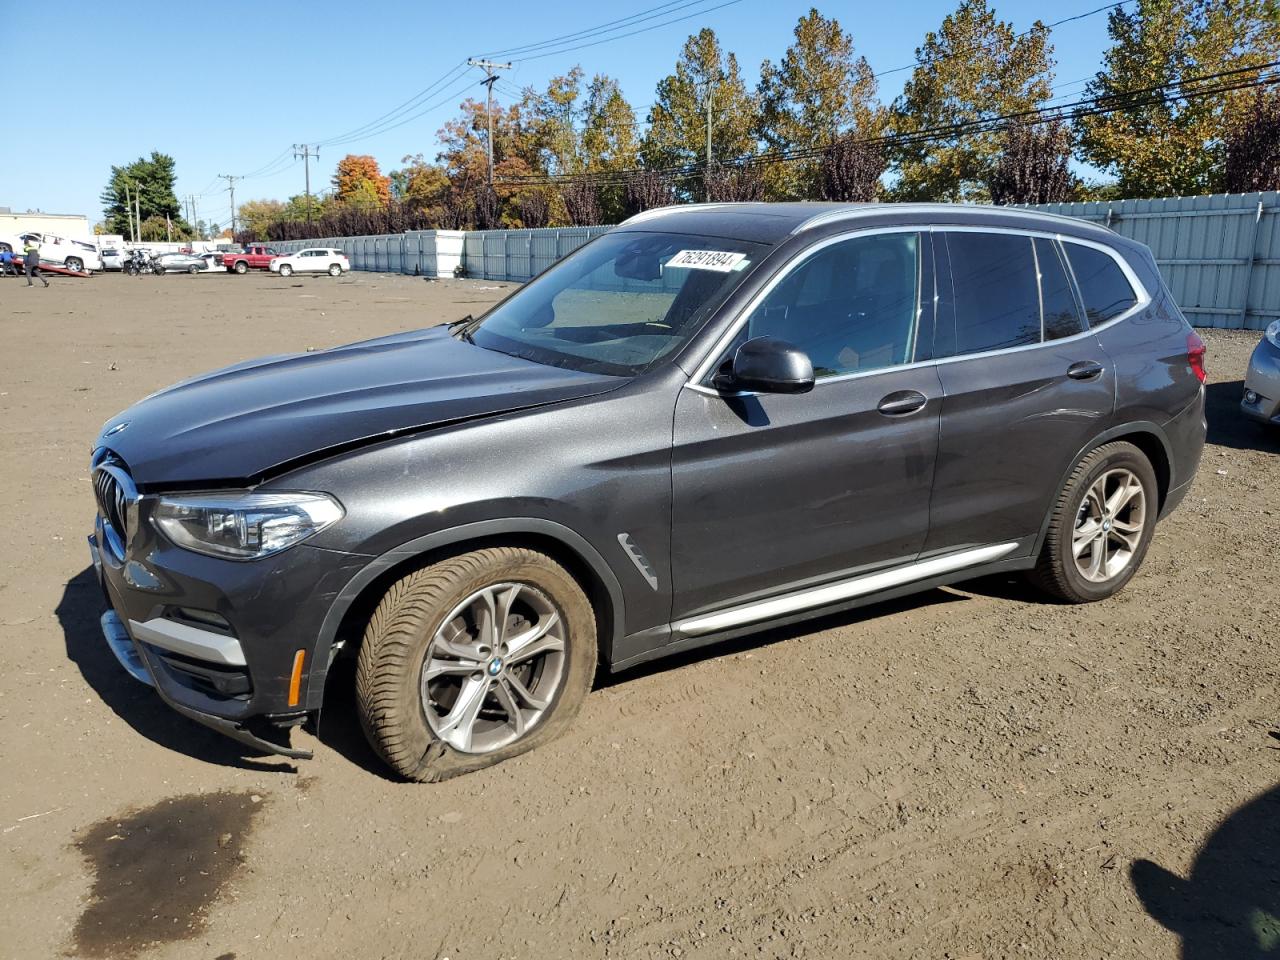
[{"xmin": 1065, "ymin": 243, "xmax": 1138, "ymax": 325}]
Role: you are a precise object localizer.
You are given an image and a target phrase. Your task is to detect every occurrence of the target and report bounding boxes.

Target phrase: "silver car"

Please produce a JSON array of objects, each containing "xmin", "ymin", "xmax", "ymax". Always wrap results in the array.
[
  {"xmin": 153, "ymin": 252, "xmax": 206, "ymax": 275},
  {"xmin": 1241, "ymin": 320, "xmax": 1280, "ymax": 427}
]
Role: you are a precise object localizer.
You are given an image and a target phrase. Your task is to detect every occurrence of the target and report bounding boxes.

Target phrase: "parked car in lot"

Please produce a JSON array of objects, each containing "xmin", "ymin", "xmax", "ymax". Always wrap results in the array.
[
  {"xmin": 153, "ymin": 252, "xmax": 207, "ymax": 274},
  {"xmin": 100, "ymin": 247, "xmax": 126, "ymax": 271},
  {"xmin": 269, "ymin": 248, "xmax": 350, "ymax": 277},
  {"xmin": 87, "ymin": 203, "xmax": 1207, "ymax": 779},
  {"xmin": 1241, "ymin": 320, "xmax": 1280, "ymax": 428},
  {"xmin": 198, "ymin": 252, "xmax": 222, "ymax": 272},
  {"xmin": 0, "ymin": 232, "xmax": 103, "ymax": 272},
  {"xmin": 223, "ymin": 244, "xmax": 280, "ymax": 274}
]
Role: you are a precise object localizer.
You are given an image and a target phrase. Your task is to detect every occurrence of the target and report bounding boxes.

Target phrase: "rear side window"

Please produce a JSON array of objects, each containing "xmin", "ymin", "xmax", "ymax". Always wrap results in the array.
[
  {"xmin": 1035, "ymin": 238, "xmax": 1084, "ymax": 340},
  {"xmin": 945, "ymin": 233, "xmax": 1041, "ymax": 354},
  {"xmin": 1065, "ymin": 243, "xmax": 1137, "ymax": 324}
]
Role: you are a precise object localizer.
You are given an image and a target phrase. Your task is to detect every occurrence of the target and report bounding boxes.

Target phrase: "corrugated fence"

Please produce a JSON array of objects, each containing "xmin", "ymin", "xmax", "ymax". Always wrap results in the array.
[
  {"xmin": 266, "ymin": 192, "xmax": 1278, "ymax": 331},
  {"xmin": 1028, "ymin": 192, "xmax": 1278, "ymax": 331}
]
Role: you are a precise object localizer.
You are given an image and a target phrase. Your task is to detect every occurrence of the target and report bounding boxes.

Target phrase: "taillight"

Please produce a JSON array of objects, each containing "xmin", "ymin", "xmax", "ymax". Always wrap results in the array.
[{"xmin": 1187, "ymin": 331, "xmax": 1207, "ymax": 383}]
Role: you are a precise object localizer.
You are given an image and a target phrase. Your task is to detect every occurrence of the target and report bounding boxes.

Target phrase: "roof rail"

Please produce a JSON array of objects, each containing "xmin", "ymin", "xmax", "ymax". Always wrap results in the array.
[{"xmin": 792, "ymin": 202, "xmax": 1114, "ymax": 236}]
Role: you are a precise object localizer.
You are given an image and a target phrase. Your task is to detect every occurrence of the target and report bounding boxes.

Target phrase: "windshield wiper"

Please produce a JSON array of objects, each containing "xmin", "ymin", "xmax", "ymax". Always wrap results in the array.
[{"xmin": 450, "ymin": 314, "xmax": 479, "ymax": 343}]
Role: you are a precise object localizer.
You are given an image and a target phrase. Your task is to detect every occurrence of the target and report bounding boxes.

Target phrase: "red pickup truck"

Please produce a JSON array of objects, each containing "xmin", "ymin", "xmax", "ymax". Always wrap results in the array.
[{"xmin": 223, "ymin": 244, "xmax": 280, "ymax": 274}]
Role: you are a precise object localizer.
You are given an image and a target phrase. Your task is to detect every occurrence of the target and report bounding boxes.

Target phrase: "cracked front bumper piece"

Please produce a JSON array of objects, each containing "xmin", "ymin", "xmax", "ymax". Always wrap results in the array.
[{"xmin": 90, "ymin": 534, "xmax": 314, "ymax": 760}]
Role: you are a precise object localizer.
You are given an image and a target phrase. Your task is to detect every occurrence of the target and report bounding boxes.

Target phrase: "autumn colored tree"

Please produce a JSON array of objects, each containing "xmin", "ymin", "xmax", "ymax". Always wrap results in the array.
[
  {"xmin": 757, "ymin": 9, "xmax": 881, "ymax": 198},
  {"xmin": 331, "ymin": 154, "xmax": 391, "ymax": 207},
  {"xmin": 236, "ymin": 199, "xmax": 286, "ymax": 240},
  {"xmin": 1224, "ymin": 88, "xmax": 1280, "ymax": 192},
  {"xmin": 986, "ymin": 119, "xmax": 1076, "ymax": 204},
  {"xmin": 642, "ymin": 28, "xmax": 758, "ymax": 185},
  {"xmin": 818, "ymin": 136, "xmax": 886, "ymax": 202},
  {"xmin": 1077, "ymin": 0, "xmax": 1280, "ymax": 197},
  {"xmin": 890, "ymin": 0, "xmax": 1053, "ymax": 201}
]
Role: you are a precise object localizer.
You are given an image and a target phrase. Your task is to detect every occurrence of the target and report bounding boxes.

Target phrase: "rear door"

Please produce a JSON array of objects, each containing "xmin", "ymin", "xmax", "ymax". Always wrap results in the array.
[
  {"xmin": 923, "ymin": 230, "xmax": 1116, "ymax": 556},
  {"xmin": 670, "ymin": 229, "xmax": 942, "ymax": 621}
]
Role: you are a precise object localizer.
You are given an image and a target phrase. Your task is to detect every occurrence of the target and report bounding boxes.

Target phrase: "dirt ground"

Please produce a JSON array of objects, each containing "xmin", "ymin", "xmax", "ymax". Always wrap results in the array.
[{"xmin": 1, "ymin": 269, "xmax": 1277, "ymax": 960}]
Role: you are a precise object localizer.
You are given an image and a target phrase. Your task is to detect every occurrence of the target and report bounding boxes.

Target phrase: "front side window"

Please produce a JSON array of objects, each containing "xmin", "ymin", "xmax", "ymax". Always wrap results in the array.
[
  {"xmin": 1065, "ymin": 243, "xmax": 1138, "ymax": 324},
  {"xmin": 741, "ymin": 232, "xmax": 921, "ymax": 378},
  {"xmin": 470, "ymin": 231, "xmax": 763, "ymax": 376},
  {"xmin": 946, "ymin": 232, "xmax": 1041, "ymax": 355}
]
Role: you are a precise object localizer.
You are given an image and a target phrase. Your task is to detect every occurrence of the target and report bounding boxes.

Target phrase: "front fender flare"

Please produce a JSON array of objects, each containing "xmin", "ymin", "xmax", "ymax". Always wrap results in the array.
[{"xmin": 304, "ymin": 518, "xmax": 626, "ymax": 709}]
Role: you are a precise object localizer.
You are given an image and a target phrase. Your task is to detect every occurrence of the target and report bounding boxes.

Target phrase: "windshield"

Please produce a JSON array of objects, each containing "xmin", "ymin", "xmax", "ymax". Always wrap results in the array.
[{"xmin": 466, "ymin": 231, "xmax": 766, "ymax": 376}]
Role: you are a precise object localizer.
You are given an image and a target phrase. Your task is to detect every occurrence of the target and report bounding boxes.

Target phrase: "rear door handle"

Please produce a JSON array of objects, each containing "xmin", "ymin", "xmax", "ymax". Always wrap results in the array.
[
  {"xmin": 1067, "ymin": 360, "xmax": 1105, "ymax": 381},
  {"xmin": 877, "ymin": 390, "xmax": 929, "ymax": 416}
]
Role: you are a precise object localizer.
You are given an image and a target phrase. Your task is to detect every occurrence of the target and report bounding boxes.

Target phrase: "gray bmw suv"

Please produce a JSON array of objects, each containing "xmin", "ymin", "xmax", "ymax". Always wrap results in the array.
[{"xmin": 88, "ymin": 203, "xmax": 1207, "ymax": 780}]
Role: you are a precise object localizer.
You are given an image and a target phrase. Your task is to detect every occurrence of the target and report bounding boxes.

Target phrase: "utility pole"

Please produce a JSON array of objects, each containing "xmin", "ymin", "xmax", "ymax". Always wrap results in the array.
[
  {"xmin": 122, "ymin": 181, "xmax": 135, "ymax": 242},
  {"xmin": 218, "ymin": 174, "xmax": 241, "ymax": 237},
  {"xmin": 705, "ymin": 79, "xmax": 715, "ymax": 202},
  {"xmin": 293, "ymin": 144, "xmax": 319, "ymax": 219},
  {"xmin": 467, "ymin": 58, "xmax": 512, "ymax": 185}
]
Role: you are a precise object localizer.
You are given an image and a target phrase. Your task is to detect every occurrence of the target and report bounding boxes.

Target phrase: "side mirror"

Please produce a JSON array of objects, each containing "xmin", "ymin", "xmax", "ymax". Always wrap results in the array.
[{"xmin": 714, "ymin": 336, "xmax": 815, "ymax": 394}]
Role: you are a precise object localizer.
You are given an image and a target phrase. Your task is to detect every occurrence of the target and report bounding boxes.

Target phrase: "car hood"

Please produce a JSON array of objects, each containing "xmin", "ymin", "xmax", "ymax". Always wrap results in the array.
[{"xmin": 99, "ymin": 325, "xmax": 621, "ymax": 485}]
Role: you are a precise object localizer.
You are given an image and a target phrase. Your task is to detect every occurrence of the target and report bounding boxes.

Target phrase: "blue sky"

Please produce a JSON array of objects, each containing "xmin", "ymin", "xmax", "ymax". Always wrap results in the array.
[{"xmin": 3, "ymin": 0, "xmax": 1118, "ymax": 228}]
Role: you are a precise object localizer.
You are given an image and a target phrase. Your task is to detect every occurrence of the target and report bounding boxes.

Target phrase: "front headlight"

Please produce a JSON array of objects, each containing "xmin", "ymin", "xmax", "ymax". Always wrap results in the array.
[
  {"xmin": 152, "ymin": 491, "xmax": 343, "ymax": 560},
  {"xmin": 1266, "ymin": 319, "xmax": 1280, "ymax": 351}
]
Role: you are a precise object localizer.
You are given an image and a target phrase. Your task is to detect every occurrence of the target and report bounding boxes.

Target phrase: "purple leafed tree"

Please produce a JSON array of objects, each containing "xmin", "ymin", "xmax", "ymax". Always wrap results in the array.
[
  {"xmin": 818, "ymin": 136, "xmax": 886, "ymax": 202},
  {"xmin": 704, "ymin": 163, "xmax": 766, "ymax": 203},
  {"xmin": 1225, "ymin": 89, "xmax": 1280, "ymax": 193},
  {"xmin": 624, "ymin": 170, "xmax": 678, "ymax": 216},
  {"xmin": 560, "ymin": 178, "xmax": 602, "ymax": 226},
  {"xmin": 987, "ymin": 119, "xmax": 1076, "ymax": 205}
]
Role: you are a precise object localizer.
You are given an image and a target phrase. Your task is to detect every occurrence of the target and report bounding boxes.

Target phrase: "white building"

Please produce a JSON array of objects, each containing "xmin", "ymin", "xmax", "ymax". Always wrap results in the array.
[{"xmin": 0, "ymin": 208, "xmax": 92, "ymax": 240}]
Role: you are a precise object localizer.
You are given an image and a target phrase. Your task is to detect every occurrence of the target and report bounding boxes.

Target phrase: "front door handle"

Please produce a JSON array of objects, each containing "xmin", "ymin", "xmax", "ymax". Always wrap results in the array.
[
  {"xmin": 1067, "ymin": 360, "xmax": 1105, "ymax": 381},
  {"xmin": 877, "ymin": 390, "xmax": 928, "ymax": 416}
]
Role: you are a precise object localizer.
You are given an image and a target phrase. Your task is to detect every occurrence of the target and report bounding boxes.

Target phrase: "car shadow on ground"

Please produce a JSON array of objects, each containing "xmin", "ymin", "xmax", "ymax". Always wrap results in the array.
[
  {"xmin": 57, "ymin": 567, "xmax": 297, "ymax": 773},
  {"xmin": 1131, "ymin": 769, "xmax": 1280, "ymax": 959},
  {"xmin": 314, "ymin": 659, "xmax": 398, "ymax": 780},
  {"xmin": 1205, "ymin": 380, "xmax": 1280, "ymax": 453}
]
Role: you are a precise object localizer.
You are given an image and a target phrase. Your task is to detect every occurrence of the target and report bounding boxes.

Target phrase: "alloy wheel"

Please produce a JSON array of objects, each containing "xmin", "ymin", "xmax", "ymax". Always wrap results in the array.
[
  {"xmin": 420, "ymin": 582, "xmax": 566, "ymax": 754},
  {"xmin": 1072, "ymin": 468, "xmax": 1147, "ymax": 583}
]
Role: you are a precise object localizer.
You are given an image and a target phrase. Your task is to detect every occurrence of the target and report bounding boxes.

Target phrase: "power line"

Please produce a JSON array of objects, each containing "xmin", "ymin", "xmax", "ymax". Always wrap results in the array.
[
  {"xmin": 315, "ymin": 61, "xmax": 470, "ymax": 147},
  {"xmin": 497, "ymin": 61, "xmax": 1280, "ymax": 186},
  {"xmin": 478, "ymin": 0, "xmax": 724, "ymax": 59}
]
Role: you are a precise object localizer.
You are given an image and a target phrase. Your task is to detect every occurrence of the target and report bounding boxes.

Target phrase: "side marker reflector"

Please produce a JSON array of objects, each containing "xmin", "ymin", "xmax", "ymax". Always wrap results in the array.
[{"xmin": 288, "ymin": 650, "xmax": 306, "ymax": 707}]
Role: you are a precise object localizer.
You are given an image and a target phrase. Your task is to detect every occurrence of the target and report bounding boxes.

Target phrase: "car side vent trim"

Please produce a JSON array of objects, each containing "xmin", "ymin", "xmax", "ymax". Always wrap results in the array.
[
  {"xmin": 676, "ymin": 542, "xmax": 1020, "ymax": 636},
  {"xmin": 617, "ymin": 533, "xmax": 659, "ymax": 591}
]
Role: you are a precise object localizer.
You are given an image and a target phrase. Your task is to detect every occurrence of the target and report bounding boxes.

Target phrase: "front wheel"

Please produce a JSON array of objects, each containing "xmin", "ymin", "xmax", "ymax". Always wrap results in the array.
[
  {"xmin": 1028, "ymin": 441, "xmax": 1158, "ymax": 603},
  {"xmin": 279, "ymin": 263, "xmax": 293, "ymax": 277},
  {"xmin": 328, "ymin": 263, "xmax": 342, "ymax": 277},
  {"xmin": 234, "ymin": 261, "xmax": 248, "ymax": 274},
  {"xmin": 65, "ymin": 257, "xmax": 84, "ymax": 273},
  {"xmin": 188, "ymin": 264, "xmax": 200, "ymax": 274},
  {"xmin": 355, "ymin": 546, "xmax": 597, "ymax": 782}
]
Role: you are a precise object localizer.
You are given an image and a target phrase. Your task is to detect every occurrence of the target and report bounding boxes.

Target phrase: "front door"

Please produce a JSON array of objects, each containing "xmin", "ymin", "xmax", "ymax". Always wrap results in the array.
[{"xmin": 671, "ymin": 229, "xmax": 942, "ymax": 623}]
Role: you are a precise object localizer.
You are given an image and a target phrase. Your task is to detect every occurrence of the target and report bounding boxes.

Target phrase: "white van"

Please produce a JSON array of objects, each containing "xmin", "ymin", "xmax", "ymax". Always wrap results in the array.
[{"xmin": 0, "ymin": 232, "xmax": 104, "ymax": 272}]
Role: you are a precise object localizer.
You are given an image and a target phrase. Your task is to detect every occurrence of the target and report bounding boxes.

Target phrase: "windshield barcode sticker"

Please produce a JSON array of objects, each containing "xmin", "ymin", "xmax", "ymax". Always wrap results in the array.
[{"xmin": 666, "ymin": 250, "xmax": 747, "ymax": 272}]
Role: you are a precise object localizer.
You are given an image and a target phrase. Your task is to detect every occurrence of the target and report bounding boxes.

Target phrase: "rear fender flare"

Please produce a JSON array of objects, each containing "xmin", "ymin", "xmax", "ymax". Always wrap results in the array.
[{"xmin": 1032, "ymin": 420, "xmax": 1174, "ymax": 557}]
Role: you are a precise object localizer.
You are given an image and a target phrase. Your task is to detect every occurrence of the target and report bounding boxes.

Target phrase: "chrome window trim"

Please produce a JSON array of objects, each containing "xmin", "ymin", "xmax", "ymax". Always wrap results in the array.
[{"xmin": 684, "ymin": 224, "xmax": 1150, "ymax": 398}]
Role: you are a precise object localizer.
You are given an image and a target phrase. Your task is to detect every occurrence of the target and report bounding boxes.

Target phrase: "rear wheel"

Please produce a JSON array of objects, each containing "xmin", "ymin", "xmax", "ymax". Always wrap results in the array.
[
  {"xmin": 328, "ymin": 263, "xmax": 342, "ymax": 276},
  {"xmin": 355, "ymin": 546, "xmax": 597, "ymax": 782},
  {"xmin": 234, "ymin": 260, "xmax": 248, "ymax": 274},
  {"xmin": 279, "ymin": 263, "xmax": 293, "ymax": 277},
  {"xmin": 1028, "ymin": 441, "xmax": 1158, "ymax": 603}
]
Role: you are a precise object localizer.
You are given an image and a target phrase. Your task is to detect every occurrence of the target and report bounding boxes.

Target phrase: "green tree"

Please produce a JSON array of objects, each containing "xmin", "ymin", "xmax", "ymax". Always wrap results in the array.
[
  {"xmin": 582, "ymin": 75, "xmax": 640, "ymax": 173},
  {"xmin": 890, "ymin": 0, "xmax": 1054, "ymax": 201},
  {"xmin": 100, "ymin": 152, "xmax": 192, "ymax": 238},
  {"xmin": 642, "ymin": 28, "xmax": 759, "ymax": 194},
  {"xmin": 236, "ymin": 199, "xmax": 285, "ymax": 239},
  {"xmin": 757, "ymin": 9, "xmax": 882, "ymax": 198},
  {"xmin": 1077, "ymin": 0, "xmax": 1280, "ymax": 197}
]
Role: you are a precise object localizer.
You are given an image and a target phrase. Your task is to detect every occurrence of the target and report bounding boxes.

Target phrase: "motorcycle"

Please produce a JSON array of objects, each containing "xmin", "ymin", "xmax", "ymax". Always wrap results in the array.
[{"xmin": 124, "ymin": 250, "xmax": 161, "ymax": 276}]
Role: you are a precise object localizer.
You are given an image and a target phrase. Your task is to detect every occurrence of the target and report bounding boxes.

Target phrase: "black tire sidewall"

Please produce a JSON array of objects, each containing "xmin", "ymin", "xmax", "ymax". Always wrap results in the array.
[
  {"xmin": 359, "ymin": 549, "xmax": 596, "ymax": 782},
  {"xmin": 1054, "ymin": 444, "xmax": 1159, "ymax": 601}
]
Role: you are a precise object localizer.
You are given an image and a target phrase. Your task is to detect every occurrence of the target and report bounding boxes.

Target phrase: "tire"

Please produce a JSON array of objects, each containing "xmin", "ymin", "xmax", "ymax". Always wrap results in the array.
[
  {"xmin": 234, "ymin": 260, "xmax": 248, "ymax": 274},
  {"xmin": 65, "ymin": 257, "xmax": 84, "ymax": 273},
  {"xmin": 279, "ymin": 264, "xmax": 293, "ymax": 277},
  {"xmin": 126, "ymin": 264, "xmax": 138, "ymax": 276},
  {"xmin": 188, "ymin": 264, "xmax": 200, "ymax": 274},
  {"xmin": 355, "ymin": 546, "xmax": 597, "ymax": 782},
  {"xmin": 328, "ymin": 263, "xmax": 342, "ymax": 277},
  {"xmin": 154, "ymin": 265, "xmax": 166, "ymax": 275},
  {"xmin": 1027, "ymin": 441, "xmax": 1159, "ymax": 603}
]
